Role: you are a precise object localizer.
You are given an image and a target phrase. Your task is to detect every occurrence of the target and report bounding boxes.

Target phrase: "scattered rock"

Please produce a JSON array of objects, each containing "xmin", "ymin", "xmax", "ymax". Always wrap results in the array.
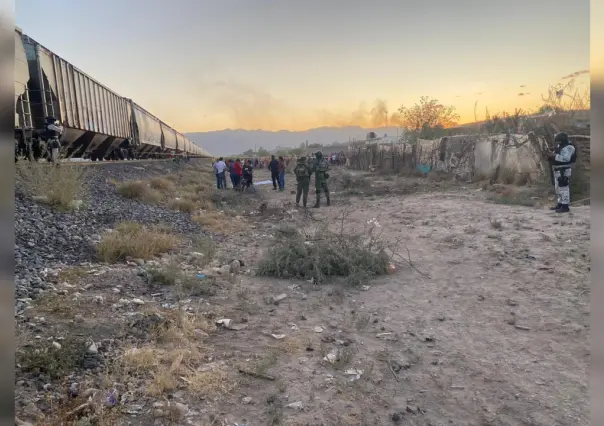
[
  {"xmin": 168, "ymin": 402, "xmax": 189, "ymax": 420},
  {"xmin": 229, "ymin": 259, "xmax": 241, "ymax": 274},
  {"xmin": 22, "ymin": 402, "xmax": 44, "ymax": 420},
  {"xmin": 265, "ymin": 293, "xmax": 288, "ymax": 305},
  {"xmin": 323, "ymin": 349, "xmax": 338, "ymax": 364},
  {"xmin": 242, "ymin": 396, "xmax": 253, "ymax": 404},
  {"xmin": 68, "ymin": 382, "xmax": 79, "ymax": 397},
  {"xmin": 286, "ymin": 401, "xmax": 303, "ymax": 410}
]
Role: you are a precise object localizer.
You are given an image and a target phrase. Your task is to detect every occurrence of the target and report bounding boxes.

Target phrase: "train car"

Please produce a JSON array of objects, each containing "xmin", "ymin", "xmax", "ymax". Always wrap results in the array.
[
  {"xmin": 130, "ymin": 101, "xmax": 164, "ymax": 158},
  {"xmin": 19, "ymin": 29, "xmax": 132, "ymax": 160},
  {"xmin": 160, "ymin": 122, "xmax": 177, "ymax": 153},
  {"xmin": 15, "ymin": 27, "xmax": 34, "ymax": 160},
  {"xmin": 14, "ymin": 27, "xmax": 211, "ymax": 160},
  {"xmin": 174, "ymin": 132, "xmax": 184, "ymax": 154}
]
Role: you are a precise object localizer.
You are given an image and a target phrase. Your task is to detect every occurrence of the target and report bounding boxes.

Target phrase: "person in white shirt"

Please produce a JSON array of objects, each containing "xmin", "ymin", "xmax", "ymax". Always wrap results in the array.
[{"xmin": 213, "ymin": 157, "xmax": 227, "ymax": 189}]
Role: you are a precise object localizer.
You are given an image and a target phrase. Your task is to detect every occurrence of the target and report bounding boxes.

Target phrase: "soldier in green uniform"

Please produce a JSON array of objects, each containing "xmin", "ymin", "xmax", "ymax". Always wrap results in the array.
[
  {"xmin": 293, "ymin": 156, "xmax": 312, "ymax": 207},
  {"xmin": 313, "ymin": 151, "xmax": 330, "ymax": 208}
]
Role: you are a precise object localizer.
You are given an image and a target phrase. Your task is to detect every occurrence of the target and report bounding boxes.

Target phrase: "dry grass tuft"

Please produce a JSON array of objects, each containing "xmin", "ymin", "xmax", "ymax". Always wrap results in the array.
[
  {"xmin": 116, "ymin": 180, "xmax": 162, "ymax": 203},
  {"xmin": 150, "ymin": 177, "xmax": 175, "ymax": 192},
  {"xmin": 187, "ymin": 369, "xmax": 237, "ymax": 397},
  {"xmin": 97, "ymin": 221, "xmax": 180, "ymax": 262},
  {"xmin": 116, "ymin": 305, "xmax": 233, "ymax": 399},
  {"xmin": 169, "ymin": 198, "xmax": 197, "ymax": 213},
  {"xmin": 16, "ymin": 164, "xmax": 87, "ymax": 211}
]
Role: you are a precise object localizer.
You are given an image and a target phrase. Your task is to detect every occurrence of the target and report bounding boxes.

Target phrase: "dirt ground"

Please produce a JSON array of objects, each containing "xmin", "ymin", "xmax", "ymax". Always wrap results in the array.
[{"xmin": 15, "ymin": 162, "xmax": 590, "ymax": 426}]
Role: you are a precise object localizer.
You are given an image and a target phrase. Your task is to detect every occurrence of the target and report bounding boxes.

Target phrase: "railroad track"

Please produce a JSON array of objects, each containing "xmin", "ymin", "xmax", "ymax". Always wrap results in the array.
[{"xmin": 16, "ymin": 158, "xmax": 211, "ymax": 167}]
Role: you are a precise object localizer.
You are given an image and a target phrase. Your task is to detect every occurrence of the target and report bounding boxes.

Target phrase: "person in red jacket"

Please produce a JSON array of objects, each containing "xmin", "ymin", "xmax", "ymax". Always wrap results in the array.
[{"xmin": 232, "ymin": 158, "xmax": 243, "ymax": 190}]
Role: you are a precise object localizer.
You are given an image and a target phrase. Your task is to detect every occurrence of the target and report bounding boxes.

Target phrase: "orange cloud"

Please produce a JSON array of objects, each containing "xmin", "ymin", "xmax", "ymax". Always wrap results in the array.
[{"xmin": 174, "ymin": 78, "xmax": 555, "ymax": 132}]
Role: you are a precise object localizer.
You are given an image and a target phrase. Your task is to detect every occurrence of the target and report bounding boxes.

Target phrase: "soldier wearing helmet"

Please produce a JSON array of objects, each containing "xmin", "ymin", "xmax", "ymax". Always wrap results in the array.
[
  {"xmin": 312, "ymin": 151, "xmax": 330, "ymax": 208},
  {"xmin": 44, "ymin": 116, "xmax": 63, "ymax": 165},
  {"xmin": 548, "ymin": 132, "xmax": 576, "ymax": 213}
]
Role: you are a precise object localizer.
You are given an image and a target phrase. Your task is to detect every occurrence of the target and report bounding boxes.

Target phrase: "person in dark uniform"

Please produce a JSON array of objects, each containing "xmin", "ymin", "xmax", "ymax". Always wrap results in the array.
[
  {"xmin": 548, "ymin": 132, "xmax": 577, "ymax": 213},
  {"xmin": 43, "ymin": 116, "xmax": 63, "ymax": 165}
]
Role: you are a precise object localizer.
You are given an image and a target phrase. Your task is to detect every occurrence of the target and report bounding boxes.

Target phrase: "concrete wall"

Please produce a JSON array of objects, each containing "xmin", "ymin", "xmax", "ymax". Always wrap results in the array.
[
  {"xmin": 473, "ymin": 134, "xmax": 543, "ymax": 180},
  {"xmin": 349, "ymin": 132, "xmax": 590, "ymax": 189}
]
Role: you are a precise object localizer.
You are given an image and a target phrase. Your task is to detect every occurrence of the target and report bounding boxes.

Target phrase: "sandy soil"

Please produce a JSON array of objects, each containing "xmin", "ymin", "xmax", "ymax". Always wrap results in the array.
[{"xmin": 16, "ymin": 163, "xmax": 589, "ymax": 426}]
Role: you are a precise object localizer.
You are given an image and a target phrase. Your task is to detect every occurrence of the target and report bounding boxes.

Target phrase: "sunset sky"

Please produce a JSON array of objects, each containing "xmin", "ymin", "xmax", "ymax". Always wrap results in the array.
[{"xmin": 15, "ymin": 0, "xmax": 590, "ymax": 133}]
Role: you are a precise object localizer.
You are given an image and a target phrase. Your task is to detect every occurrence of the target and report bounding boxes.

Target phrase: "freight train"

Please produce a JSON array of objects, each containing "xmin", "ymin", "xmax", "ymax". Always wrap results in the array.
[{"xmin": 14, "ymin": 27, "xmax": 211, "ymax": 161}]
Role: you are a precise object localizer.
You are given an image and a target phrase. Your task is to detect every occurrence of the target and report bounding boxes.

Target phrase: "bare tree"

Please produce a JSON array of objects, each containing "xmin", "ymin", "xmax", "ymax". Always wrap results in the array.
[
  {"xmin": 539, "ymin": 77, "xmax": 590, "ymax": 115},
  {"xmin": 397, "ymin": 97, "xmax": 460, "ymax": 140}
]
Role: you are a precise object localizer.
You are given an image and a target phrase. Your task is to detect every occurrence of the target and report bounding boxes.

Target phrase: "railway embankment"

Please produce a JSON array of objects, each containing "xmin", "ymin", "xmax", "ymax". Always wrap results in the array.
[{"xmin": 15, "ymin": 160, "xmax": 207, "ymax": 303}]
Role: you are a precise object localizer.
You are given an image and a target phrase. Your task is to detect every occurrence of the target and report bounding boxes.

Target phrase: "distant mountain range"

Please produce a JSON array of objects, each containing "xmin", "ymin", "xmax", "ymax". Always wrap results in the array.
[
  {"xmin": 186, "ymin": 109, "xmax": 591, "ymax": 156},
  {"xmin": 186, "ymin": 126, "xmax": 404, "ymax": 156}
]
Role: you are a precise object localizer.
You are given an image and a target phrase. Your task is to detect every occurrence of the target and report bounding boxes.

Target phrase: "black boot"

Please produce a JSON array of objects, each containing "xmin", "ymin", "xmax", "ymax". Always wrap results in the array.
[
  {"xmin": 555, "ymin": 204, "xmax": 570, "ymax": 213},
  {"xmin": 313, "ymin": 201, "xmax": 320, "ymax": 208},
  {"xmin": 550, "ymin": 203, "xmax": 561, "ymax": 211},
  {"xmin": 325, "ymin": 193, "xmax": 331, "ymax": 206}
]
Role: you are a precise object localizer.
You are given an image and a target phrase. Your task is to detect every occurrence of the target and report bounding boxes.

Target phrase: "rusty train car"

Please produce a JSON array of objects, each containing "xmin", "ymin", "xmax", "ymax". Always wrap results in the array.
[{"xmin": 14, "ymin": 27, "xmax": 211, "ymax": 161}]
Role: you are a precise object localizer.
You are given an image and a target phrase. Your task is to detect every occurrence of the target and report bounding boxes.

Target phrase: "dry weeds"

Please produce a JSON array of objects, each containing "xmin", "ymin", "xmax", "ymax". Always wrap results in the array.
[
  {"xmin": 116, "ymin": 180, "xmax": 162, "ymax": 204},
  {"xmin": 149, "ymin": 177, "xmax": 175, "ymax": 192},
  {"xmin": 257, "ymin": 223, "xmax": 390, "ymax": 285},
  {"xmin": 16, "ymin": 163, "xmax": 87, "ymax": 211},
  {"xmin": 169, "ymin": 198, "xmax": 197, "ymax": 213},
  {"xmin": 96, "ymin": 221, "xmax": 180, "ymax": 262}
]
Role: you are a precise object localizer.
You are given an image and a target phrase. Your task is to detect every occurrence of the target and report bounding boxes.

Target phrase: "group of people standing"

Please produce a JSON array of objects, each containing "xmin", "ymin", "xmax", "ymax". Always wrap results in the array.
[
  {"xmin": 292, "ymin": 151, "xmax": 331, "ymax": 208},
  {"xmin": 212, "ymin": 157, "xmax": 254, "ymax": 191},
  {"xmin": 211, "ymin": 151, "xmax": 333, "ymax": 208},
  {"xmin": 268, "ymin": 155, "xmax": 287, "ymax": 191},
  {"xmin": 328, "ymin": 151, "xmax": 347, "ymax": 166}
]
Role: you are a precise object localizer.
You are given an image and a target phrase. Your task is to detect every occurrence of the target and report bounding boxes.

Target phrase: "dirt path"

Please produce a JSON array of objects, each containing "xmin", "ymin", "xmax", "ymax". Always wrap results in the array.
[{"xmin": 235, "ymin": 168, "xmax": 590, "ymax": 425}]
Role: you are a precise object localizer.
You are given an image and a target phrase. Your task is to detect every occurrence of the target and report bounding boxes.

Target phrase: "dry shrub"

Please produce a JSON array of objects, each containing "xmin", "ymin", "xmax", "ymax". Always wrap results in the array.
[
  {"xmin": 257, "ymin": 224, "xmax": 390, "ymax": 286},
  {"xmin": 150, "ymin": 177, "xmax": 175, "ymax": 191},
  {"xmin": 187, "ymin": 369, "xmax": 236, "ymax": 397},
  {"xmin": 116, "ymin": 306, "xmax": 233, "ymax": 399},
  {"xmin": 16, "ymin": 164, "xmax": 86, "ymax": 211},
  {"xmin": 97, "ymin": 221, "xmax": 179, "ymax": 262},
  {"xmin": 169, "ymin": 198, "xmax": 196, "ymax": 213},
  {"xmin": 17, "ymin": 337, "xmax": 88, "ymax": 379},
  {"xmin": 116, "ymin": 180, "xmax": 162, "ymax": 203}
]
